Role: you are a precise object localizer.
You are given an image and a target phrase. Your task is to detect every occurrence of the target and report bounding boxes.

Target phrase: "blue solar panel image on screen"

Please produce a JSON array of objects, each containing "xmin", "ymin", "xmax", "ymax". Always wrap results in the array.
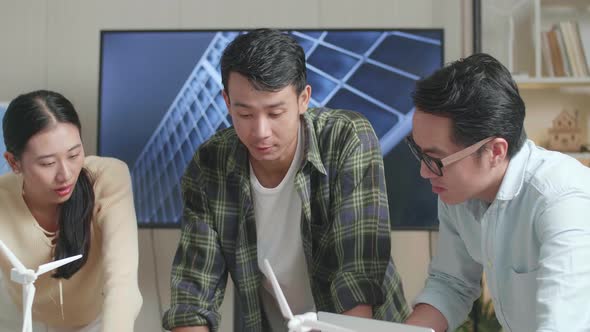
[
  {"xmin": 0, "ymin": 104, "xmax": 10, "ymax": 175},
  {"xmin": 99, "ymin": 30, "xmax": 443, "ymax": 228}
]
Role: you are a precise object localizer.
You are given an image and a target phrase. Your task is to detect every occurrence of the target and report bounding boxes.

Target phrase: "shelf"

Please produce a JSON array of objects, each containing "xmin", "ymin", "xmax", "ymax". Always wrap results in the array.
[
  {"xmin": 565, "ymin": 152, "xmax": 590, "ymax": 159},
  {"xmin": 560, "ymin": 152, "xmax": 590, "ymax": 168},
  {"xmin": 515, "ymin": 76, "xmax": 590, "ymax": 89},
  {"xmin": 545, "ymin": 152, "xmax": 590, "ymax": 167},
  {"xmin": 541, "ymin": 0, "xmax": 590, "ymax": 10},
  {"xmin": 566, "ymin": 152, "xmax": 590, "ymax": 167}
]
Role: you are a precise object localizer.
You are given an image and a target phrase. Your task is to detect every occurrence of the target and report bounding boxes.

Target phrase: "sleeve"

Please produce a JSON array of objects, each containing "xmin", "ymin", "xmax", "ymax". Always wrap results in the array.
[
  {"xmin": 93, "ymin": 158, "xmax": 143, "ymax": 332},
  {"xmin": 162, "ymin": 155, "xmax": 228, "ymax": 332},
  {"xmin": 535, "ymin": 193, "xmax": 590, "ymax": 331},
  {"xmin": 329, "ymin": 121, "xmax": 398, "ymax": 313},
  {"xmin": 413, "ymin": 200, "xmax": 483, "ymax": 331}
]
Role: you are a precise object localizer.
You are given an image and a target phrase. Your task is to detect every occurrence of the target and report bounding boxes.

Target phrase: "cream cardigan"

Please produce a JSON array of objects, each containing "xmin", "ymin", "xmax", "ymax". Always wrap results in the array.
[{"xmin": 0, "ymin": 156, "xmax": 142, "ymax": 331}]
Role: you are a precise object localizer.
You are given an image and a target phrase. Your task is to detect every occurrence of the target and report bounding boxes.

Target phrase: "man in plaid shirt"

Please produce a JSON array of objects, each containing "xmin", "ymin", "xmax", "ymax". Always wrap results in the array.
[{"xmin": 163, "ymin": 28, "xmax": 409, "ymax": 332}]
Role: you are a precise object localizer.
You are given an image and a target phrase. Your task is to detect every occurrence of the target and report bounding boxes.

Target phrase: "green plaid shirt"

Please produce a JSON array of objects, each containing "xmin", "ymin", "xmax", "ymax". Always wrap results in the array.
[{"xmin": 163, "ymin": 108, "xmax": 409, "ymax": 331}]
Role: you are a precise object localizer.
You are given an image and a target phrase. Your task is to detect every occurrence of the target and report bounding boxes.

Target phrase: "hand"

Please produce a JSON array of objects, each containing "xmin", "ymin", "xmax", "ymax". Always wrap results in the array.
[
  {"xmin": 405, "ymin": 304, "xmax": 448, "ymax": 332},
  {"xmin": 342, "ymin": 304, "xmax": 372, "ymax": 318}
]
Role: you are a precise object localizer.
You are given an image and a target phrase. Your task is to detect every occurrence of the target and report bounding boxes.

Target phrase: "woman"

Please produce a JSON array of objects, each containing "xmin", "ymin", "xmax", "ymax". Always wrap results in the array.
[{"xmin": 0, "ymin": 90, "xmax": 142, "ymax": 331}]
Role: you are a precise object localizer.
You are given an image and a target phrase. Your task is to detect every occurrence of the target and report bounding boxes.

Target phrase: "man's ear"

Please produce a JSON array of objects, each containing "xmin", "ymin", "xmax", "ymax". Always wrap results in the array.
[
  {"xmin": 4, "ymin": 151, "xmax": 21, "ymax": 174},
  {"xmin": 489, "ymin": 138, "xmax": 508, "ymax": 167},
  {"xmin": 222, "ymin": 89, "xmax": 231, "ymax": 111},
  {"xmin": 298, "ymin": 85, "xmax": 312, "ymax": 115}
]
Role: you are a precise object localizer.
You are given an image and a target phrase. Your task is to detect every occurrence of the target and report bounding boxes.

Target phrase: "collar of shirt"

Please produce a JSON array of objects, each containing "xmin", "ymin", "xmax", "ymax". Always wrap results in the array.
[
  {"xmin": 495, "ymin": 139, "xmax": 532, "ymax": 201},
  {"xmin": 463, "ymin": 139, "xmax": 532, "ymax": 220}
]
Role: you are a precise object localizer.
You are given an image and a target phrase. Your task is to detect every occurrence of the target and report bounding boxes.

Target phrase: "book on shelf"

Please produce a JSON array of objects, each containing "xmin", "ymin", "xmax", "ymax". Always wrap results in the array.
[
  {"xmin": 571, "ymin": 21, "xmax": 589, "ymax": 77},
  {"xmin": 555, "ymin": 26, "xmax": 572, "ymax": 76},
  {"xmin": 541, "ymin": 31, "xmax": 554, "ymax": 77},
  {"xmin": 564, "ymin": 21, "xmax": 588, "ymax": 77},
  {"xmin": 541, "ymin": 21, "xmax": 590, "ymax": 78},
  {"xmin": 544, "ymin": 29, "xmax": 563, "ymax": 76},
  {"xmin": 578, "ymin": 20, "xmax": 590, "ymax": 73}
]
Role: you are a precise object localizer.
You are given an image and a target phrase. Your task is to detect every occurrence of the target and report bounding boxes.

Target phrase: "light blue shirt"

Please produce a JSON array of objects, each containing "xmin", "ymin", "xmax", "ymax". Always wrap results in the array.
[{"xmin": 414, "ymin": 140, "xmax": 590, "ymax": 331}]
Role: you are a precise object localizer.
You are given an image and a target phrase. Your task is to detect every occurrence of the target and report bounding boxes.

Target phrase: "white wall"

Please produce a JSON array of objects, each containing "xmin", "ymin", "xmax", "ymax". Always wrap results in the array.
[{"xmin": 0, "ymin": 1, "xmax": 471, "ymax": 331}]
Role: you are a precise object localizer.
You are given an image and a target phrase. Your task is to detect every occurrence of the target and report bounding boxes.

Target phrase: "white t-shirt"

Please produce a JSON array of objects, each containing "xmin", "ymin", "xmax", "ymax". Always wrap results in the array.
[{"xmin": 250, "ymin": 126, "xmax": 316, "ymax": 330}]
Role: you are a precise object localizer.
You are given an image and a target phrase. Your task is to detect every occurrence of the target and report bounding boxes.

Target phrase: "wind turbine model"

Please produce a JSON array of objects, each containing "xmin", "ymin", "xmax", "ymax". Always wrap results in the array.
[
  {"xmin": 262, "ymin": 259, "xmax": 356, "ymax": 332},
  {"xmin": 0, "ymin": 240, "xmax": 82, "ymax": 332}
]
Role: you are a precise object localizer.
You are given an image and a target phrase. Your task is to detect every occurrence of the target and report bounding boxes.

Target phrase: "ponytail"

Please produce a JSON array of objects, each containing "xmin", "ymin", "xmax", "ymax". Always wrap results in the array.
[{"xmin": 52, "ymin": 167, "xmax": 95, "ymax": 279}]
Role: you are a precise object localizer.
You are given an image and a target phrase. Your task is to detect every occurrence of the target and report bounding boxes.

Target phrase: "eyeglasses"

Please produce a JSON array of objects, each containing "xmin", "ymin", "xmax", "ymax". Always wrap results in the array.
[{"xmin": 405, "ymin": 135, "xmax": 494, "ymax": 176}]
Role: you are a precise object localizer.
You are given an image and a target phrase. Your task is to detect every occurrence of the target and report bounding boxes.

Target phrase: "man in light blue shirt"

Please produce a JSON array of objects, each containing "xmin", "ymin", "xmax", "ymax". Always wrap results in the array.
[{"xmin": 404, "ymin": 53, "xmax": 590, "ymax": 332}]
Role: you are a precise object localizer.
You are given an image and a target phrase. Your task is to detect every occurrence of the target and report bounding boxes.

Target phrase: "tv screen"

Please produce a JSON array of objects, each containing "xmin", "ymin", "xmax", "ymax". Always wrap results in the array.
[{"xmin": 98, "ymin": 29, "xmax": 443, "ymax": 229}]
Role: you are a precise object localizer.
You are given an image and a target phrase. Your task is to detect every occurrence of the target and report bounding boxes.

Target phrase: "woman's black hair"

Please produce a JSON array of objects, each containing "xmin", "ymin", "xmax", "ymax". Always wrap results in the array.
[{"xmin": 3, "ymin": 90, "xmax": 94, "ymax": 279}]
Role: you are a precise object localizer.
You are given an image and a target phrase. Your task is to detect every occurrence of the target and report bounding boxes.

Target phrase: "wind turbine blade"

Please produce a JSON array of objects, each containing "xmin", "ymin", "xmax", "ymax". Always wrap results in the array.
[
  {"xmin": 263, "ymin": 259, "xmax": 294, "ymax": 320},
  {"xmin": 22, "ymin": 284, "xmax": 35, "ymax": 332},
  {"xmin": 302, "ymin": 319, "xmax": 356, "ymax": 332},
  {"xmin": 36, "ymin": 254, "xmax": 82, "ymax": 276},
  {"xmin": 0, "ymin": 240, "xmax": 27, "ymax": 272}
]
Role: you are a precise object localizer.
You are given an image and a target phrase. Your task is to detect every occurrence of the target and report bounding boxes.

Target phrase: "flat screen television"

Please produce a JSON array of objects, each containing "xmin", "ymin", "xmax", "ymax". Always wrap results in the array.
[{"xmin": 98, "ymin": 29, "xmax": 443, "ymax": 229}]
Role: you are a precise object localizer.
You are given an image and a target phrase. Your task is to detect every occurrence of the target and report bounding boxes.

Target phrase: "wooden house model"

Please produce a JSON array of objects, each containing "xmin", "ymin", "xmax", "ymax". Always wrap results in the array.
[{"xmin": 547, "ymin": 110, "xmax": 582, "ymax": 152}]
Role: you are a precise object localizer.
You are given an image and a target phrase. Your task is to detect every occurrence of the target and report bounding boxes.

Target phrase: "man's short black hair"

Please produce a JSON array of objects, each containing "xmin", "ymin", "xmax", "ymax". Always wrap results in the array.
[
  {"xmin": 412, "ymin": 53, "xmax": 526, "ymax": 158},
  {"xmin": 221, "ymin": 28, "xmax": 307, "ymax": 95}
]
